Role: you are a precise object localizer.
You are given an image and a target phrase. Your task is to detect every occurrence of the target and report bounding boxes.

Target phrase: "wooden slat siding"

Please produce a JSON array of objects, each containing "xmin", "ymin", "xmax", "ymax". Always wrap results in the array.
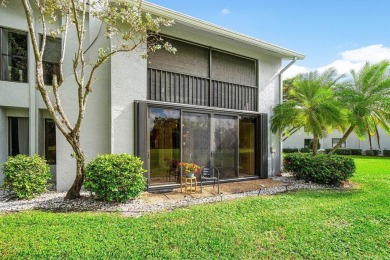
[
  {"xmin": 229, "ymin": 83, "xmax": 233, "ymax": 109},
  {"xmin": 161, "ymin": 71, "xmax": 166, "ymax": 102},
  {"xmin": 259, "ymin": 114, "xmax": 268, "ymax": 178},
  {"xmin": 147, "ymin": 69, "xmax": 151, "ymax": 100},
  {"xmin": 246, "ymin": 86, "xmax": 250, "ymax": 110},
  {"xmin": 156, "ymin": 70, "xmax": 160, "ymax": 101},
  {"xmin": 190, "ymin": 77, "xmax": 194, "ymax": 105},
  {"xmin": 151, "ymin": 69, "xmax": 156, "ymax": 100},
  {"xmin": 174, "ymin": 73, "xmax": 179, "ymax": 103},
  {"xmin": 205, "ymin": 80, "xmax": 209, "ymax": 106},
  {"xmin": 194, "ymin": 78, "xmax": 197, "ymax": 105},
  {"xmin": 147, "ymin": 68, "xmax": 257, "ymax": 111},
  {"xmin": 165, "ymin": 71, "xmax": 169, "ymax": 102},
  {"xmin": 198, "ymin": 78, "xmax": 202, "ymax": 106}
]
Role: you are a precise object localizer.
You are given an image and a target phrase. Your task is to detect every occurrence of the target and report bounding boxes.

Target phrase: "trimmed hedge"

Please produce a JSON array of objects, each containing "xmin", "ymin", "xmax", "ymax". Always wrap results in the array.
[
  {"xmin": 284, "ymin": 153, "xmax": 355, "ymax": 186},
  {"xmin": 383, "ymin": 150, "xmax": 390, "ymax": 157},
  {"xmin": 350, "ymin": 149, "xmax": 363, "ymax": 155},
  {"xmin": 2, "ymin": 154, "xmax": 51, "ymax": 199},
  {"xmin": 365, "ymin": 150, "xmax": 380, "ymax": 156},
  {"xmin": 325, "ymin": 148, "xmax": 352, "ymax": 155},
  {"xmin": 84, "ymin": 154, "xmax": 146, "ymax": 202},
  {"xmin": 283, "ymin": 148, "xmax": 299, "ymax": 153},
  {"xmin": 300, "ymin": 147, "xmax": 311, "ymax": 153}
]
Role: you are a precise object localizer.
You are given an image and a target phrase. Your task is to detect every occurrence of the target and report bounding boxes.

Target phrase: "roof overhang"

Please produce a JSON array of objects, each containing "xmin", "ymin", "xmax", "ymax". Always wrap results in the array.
[{"xmin": 138, "ymin": 1, "xmax": 305, "ymax": 60}]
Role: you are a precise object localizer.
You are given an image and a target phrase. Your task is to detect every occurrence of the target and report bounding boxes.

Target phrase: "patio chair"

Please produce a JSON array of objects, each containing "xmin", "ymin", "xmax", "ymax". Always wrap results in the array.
[
  {"xmin": 200, "ymin": 166, "xmax": 220, "ymax": 194},
  {"xmin": 166, "ymin": 167, "xmax": 180, "ymax": 183}
]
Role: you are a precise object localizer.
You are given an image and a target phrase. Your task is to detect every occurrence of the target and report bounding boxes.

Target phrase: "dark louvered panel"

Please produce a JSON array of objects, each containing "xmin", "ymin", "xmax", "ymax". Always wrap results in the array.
[
  {"xmin": 258, "ymin": 113, "xmax": 268, "ymax": 179},
  {"xmin": 210, "ymin": 80, "xmax": 257, "ymax": 111},
  {"xmin": 147, "ymin": 68, "xmax": 257, "ymax": 111}
]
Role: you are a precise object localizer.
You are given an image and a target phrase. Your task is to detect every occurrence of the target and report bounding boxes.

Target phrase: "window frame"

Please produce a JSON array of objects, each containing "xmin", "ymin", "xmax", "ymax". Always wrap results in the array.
[
  {"xmin": 0, "ymin": 27, "xmax": 29, "ymax": 83},
  {"xmin": 40, "ymin": 35, "xmax": 62, "ymax": 86},
  {"xmin": 8, "ymin": 117, "xmax": 30, "ymax": 156},
  {"xmin": 304, "ymin": 138, "xmax": 313, "ymax": 148},
  {"xmin": 44, "ymin": 119, "xmax": 57, "ymax": 165},
  {"xmin": 332, "ymin": 138, "xmax": 346, "ymax": 148}
]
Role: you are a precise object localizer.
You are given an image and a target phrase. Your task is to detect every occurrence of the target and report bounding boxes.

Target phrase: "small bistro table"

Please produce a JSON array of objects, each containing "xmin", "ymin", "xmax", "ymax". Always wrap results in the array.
[{"xmin": 180, "ymin": 176, "xmax": 197, "ymax": 194}]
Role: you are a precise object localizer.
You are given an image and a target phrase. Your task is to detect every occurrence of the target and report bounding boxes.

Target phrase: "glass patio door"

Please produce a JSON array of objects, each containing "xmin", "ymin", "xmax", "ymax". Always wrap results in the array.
[
  {"xmin": 182, "ymin": 113, "xmax": 239, "ymax": 179},
  {"xmin": 213, "ymin": 115, "xmax": 238, "ymax": 179},
  {"xmin": 147, "ymin": 106, "xmax": 259, "ymax": 186},
  {"xmin": 149, "ymin": 108, "xmax": 181, "ymax": 185},
  {"xmin": 182, "ymin": 112, "xmax": 211, "ymax": 169}
]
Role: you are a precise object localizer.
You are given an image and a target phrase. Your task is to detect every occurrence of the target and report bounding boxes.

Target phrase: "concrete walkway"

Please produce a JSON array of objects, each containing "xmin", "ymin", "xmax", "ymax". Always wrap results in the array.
[{"xmin": 142, "ymin": 178, "xmax": 287, "ymax": 204}]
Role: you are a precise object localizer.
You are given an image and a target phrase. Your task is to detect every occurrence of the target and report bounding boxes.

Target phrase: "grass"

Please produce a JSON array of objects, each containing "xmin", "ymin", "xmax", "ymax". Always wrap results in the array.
[{"xmin": 0, "ymin": 156, "xmax": 389, "ymax": 259}]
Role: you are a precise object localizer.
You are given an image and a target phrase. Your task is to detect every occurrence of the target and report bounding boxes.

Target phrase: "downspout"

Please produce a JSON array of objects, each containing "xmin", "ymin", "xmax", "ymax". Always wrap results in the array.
[{"xmin": 276, "ymin": 57, "xmax": 297, "ymax": 174}]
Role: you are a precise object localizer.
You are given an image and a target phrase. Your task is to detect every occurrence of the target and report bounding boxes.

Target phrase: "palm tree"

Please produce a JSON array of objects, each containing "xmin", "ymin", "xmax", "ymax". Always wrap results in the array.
[
  {"xmin": 272, "ymin": 68, "xmax": 346, "ymax": 155},
  {"xmin": 329, "ymin": 60, "xmax": 390, "ymax": 154}
]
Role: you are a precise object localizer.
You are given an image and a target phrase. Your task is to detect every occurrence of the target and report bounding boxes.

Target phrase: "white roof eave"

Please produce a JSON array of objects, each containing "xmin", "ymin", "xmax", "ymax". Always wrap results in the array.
[{"xmin": 140, "ymin": 1, "xmax": 305, "ymax": 60}]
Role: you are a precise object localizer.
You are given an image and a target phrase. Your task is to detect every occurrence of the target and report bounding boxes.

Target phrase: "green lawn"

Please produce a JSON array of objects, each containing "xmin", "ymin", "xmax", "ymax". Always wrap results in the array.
[{"xmin": 0, "ymin": 156, "xmax": 389, "ymax": 259}]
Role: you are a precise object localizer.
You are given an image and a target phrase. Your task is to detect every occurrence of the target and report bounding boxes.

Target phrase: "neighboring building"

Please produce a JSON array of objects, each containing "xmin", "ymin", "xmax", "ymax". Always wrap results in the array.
[
  {"xmin": 283, "ymin": 128, "xmax": 390, "ymax": 152},
  {"xmin": 0, "ymin": 2, "xmax": 304, "ymax": 190}
]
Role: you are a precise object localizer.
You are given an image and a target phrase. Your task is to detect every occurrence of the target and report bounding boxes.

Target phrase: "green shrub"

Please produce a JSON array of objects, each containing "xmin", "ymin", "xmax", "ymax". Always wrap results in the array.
[
  {"xmin": 300, "ymin": 147, "xmax": 311, "ymax": 153},
  {"xmin": 84, "ymin": 154, "xmax": 146, "ymax": 202},
  {"xmin": 283, "ymin": 148, "xmax": 299, "ymax": 153},
  {"xmin": 325, "ymin": 148, "xmax": 352, "ymax": 155},
  {"xmin": 309, "ymin": 141, "xmax": 321, "ymax": 150},
  {"xmin": 2, "ymin": 154, "xmax": 51, "ymax": 200},
  {"xmin": 365, "ymin": 150, "xmax": 380, "ymax": 156},
  {"xmin": 350, "ymin": 149, "xmax": 363, "ymax": 155},
  {"xmin": 383, "ymin": 150, "xmax": 390, "ymax": 157},
  {"xmin": 283, "ymin": 153, "xmax": 355, "ymax": 186}
]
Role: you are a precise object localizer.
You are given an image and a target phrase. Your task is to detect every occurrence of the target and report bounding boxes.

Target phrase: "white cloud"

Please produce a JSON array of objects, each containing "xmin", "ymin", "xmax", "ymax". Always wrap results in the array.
[
  {"xmin": 317, "ymin": 60, "xmax": 365, "ymax": 75},
  {"xmin": 284, "ymin": 44, "xmax": 390, "ymax": 78},
  {"xmin": 282, "ymin": 64, "xmax": 309, "ymax": 79},
  {"xmin": 340, "ymin": 44, "xmax": 390, "ymax": 63},
  {"xmin": 221, "ymin": 8, "xmax": 231, "ymax": 15}
]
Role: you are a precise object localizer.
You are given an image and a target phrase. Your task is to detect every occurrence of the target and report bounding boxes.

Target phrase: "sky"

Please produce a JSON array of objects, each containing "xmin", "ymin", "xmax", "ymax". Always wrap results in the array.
[{"xmin": 147, "ymin": 0, "xmax": 390, "ymax": 78}]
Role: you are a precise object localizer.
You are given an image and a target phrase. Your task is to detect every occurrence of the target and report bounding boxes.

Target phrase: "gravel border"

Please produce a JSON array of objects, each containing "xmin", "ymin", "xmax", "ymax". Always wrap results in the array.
[{"xmin": 0, "ymin": 176, "xmax": 350, "ymax": 216}]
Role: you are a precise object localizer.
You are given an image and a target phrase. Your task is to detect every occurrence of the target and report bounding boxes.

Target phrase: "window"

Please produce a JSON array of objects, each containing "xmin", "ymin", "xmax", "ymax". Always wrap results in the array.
[
  {"xmin": 332, "ymin": 138, "xmax": 346, "ymax": 148},
  {"xmin": 8, "ymin": 117, "xmax": 29, "ymax": 156},
  {"xmin": 45, "ymin": 119, "xmax": 56, "ymax": 164},
  {"xmin": 1, "ymin": 28, "xmax": 28, "ymax": 83},
  {"xmin": 304, "ymin": 139, "xmax": 313, "ymax": 148},
  {"xmin": 41, "ymin": 36, "xmax": 61, "ymax": 85}
]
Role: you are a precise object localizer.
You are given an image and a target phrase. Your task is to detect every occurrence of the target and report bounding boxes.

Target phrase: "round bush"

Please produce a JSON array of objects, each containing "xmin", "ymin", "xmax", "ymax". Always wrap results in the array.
[
  {"xmin": 84, "ymin": 154, "xmax": 146, "ymax": 202},
  {"xmin": 2, "ymin": 154, "xmax": 51, "ymax": 200},
  {"xmin": 283, "ymin": 153, "xmax": 355, "ymax": 186}
]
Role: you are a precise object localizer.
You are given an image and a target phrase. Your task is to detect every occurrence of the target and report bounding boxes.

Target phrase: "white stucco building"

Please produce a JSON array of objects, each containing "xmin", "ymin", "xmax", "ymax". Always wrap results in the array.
[
  {"xmin": 283, "ymin": 128, "xmax": 390, "ymax": 152},
  {"xmin": 0, "ymin": 1, "xmax": 304, "ymax": 191}
]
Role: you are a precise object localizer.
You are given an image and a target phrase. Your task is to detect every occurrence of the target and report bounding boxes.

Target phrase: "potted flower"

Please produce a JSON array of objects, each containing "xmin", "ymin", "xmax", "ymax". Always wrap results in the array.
[{"xmin": 178, "ymin": 162, "xmax": 201, "ymax": 178}]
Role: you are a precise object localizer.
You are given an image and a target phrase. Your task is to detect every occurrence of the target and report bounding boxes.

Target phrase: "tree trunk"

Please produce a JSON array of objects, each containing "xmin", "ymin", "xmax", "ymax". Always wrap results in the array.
[
  {"xmin": 368, "ymin": 130, "xmax": 373, "ymax": 150},
  {"xmin": 64, "ymin": 139, "xmax": 86, "ymax": 200},
  {"xmin": 375, "ymin": 126, "xmax": 381, "ymax": 150},
  {"xmin": 328, "ymin": 125, "xmax": 356, "ymax": 155},
  {"xmin": 312, "ymin": 136, "xmax": 319, "ymax": 156}
]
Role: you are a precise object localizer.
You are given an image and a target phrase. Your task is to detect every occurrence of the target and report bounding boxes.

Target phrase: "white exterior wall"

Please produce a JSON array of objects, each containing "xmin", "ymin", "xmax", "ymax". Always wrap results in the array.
[
  {"xmin": 111, "ymin": 47, "xmax": 147, "ymax": 154},
  {"xmin": 1, "ymin": 3, "xmax": 291, "ymax": 189},
  {"xmin": 283, "ymin": 128, "xmax": 390, "ymax": 152},
  {"xmin": 55, "ymin": 15, "xmax": 112, "ymax": 191}
]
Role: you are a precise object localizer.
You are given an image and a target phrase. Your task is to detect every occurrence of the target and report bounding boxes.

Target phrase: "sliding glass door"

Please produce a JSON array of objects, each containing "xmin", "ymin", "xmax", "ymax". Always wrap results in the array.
[
  {"xmin": 182, "ymin": 112, "xmax": 211, "ymax": 168},
  {"xmin": 147, "ymin": 106, "xmax": 260, "ymax": 186},
  {"xmin": 149, "ymin": 108, "xmax": 180, "ymax": 185},
  {"xmin": 213, "ymin": 115, "xmax": 238, "ymax": 179}
]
